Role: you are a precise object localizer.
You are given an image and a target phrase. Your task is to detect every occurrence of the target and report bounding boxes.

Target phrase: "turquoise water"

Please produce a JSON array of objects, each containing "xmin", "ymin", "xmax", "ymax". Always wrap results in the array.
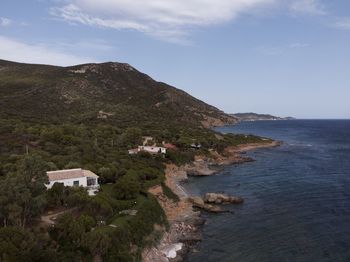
[{"xmin": 184, "ymin": 120, "xmax": 350, "ymax": 262}]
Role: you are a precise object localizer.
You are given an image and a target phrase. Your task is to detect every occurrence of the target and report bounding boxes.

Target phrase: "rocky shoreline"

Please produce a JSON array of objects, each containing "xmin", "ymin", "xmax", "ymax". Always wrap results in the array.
[{"xmin": 142, "ymin": 140, "xmax": 281, "ymax": 262}]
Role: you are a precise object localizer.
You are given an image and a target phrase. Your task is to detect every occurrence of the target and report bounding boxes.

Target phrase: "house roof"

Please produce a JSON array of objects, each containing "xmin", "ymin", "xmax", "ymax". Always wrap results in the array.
[
  {"xmin": 47, "ymin": 168, "xmax": 99, "ymax": 181},
  {"xmin": 163, "ymin": 143, "xmax": 177, "ymax": 150}
]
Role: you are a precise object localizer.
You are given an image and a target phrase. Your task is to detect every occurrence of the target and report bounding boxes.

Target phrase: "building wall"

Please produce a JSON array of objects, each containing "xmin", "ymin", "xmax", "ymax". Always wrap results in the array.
[
  {"xmin": 46, "ymin": 177, "xmax": 87, "ymax": 189},
  {"xmin": 139, "ymin": 146, "xmax": 167, "ymax": 154}
]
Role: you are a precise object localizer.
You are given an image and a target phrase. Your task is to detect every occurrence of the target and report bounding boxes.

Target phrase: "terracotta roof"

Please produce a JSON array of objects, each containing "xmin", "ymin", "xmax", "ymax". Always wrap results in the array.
[
  {"xmin": 47, "ymin": 168, "xmax": 99, "ymax": 181},
  {"xmin": 163, "ymin": 143, "xmax": 177, "ymax": 150}
]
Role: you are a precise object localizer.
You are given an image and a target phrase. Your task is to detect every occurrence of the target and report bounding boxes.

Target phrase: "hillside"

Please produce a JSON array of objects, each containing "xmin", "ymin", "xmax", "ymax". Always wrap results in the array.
[
  {"xmin": 232, "ymin": 112, "xmax": 295, "ymax": 121},
  {"xmin": 0, "ymin": 59, "xmax": 268, "ymax": 261},
  {"xmin": 0, "ymin": 59, "xmax": 236, "ymax": 128}
]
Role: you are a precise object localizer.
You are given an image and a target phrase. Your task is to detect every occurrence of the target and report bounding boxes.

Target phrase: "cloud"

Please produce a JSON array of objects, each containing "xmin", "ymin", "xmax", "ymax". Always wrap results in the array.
[
  {"xmin": 0, "ymin": 17, "xmax": 12, "ymax": 26},
  {"xmin": 51, "ymin": 0, "xmax": 276, "ymax": 43},
  {"xmin": 289, "ymin": 0, "xmax": 326, "ymax": 16},
  {"xmin": 257, "ymin": 42, "xmax": 309, "ymax": 56},
  {"xmin": 333, "ymin": 17, "xmax": 350, "ymax": 30},
  {"xmin": 50, "ymin": 0, "xmax": 331, "ymax": 43},
  {"xmin": 0, "ymin": 35, "xmax": 95, "ymax": 66},
  {"xmin": 0, "ymin": 17, "xmax": 30, "ymax": 27}
]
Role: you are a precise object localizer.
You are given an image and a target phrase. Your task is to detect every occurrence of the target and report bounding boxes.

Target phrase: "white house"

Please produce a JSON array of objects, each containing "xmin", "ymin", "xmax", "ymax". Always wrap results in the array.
[
  {"xmin": 46, "ymin": 168, "xmax": 99, "ymax": 195},
  {"xmin": 128, "ymin": 146, "xmax": 167, "ymax": 155},
  {"xmin": 138, "ymin": 146, "xmax": 167, "ymax": 154}
]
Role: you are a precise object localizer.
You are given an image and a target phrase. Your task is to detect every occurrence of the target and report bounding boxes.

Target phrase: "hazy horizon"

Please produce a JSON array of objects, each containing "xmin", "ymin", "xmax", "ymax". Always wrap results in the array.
[{"xmin": 1, "ymin": 0, "xmax": 350, "ymax": 119}]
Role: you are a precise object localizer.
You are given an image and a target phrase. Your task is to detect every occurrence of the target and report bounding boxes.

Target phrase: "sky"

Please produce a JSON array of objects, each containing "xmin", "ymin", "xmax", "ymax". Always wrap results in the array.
[{"xmin": 1, "ymin": 0, "xmax": 350, "ymax": 119}]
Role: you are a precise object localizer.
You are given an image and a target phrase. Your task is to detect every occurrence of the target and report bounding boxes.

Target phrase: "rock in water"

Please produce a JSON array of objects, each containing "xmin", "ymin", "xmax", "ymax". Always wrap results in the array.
[
  {"xmin": 188, "ymin": 197, "xmax": 227, "ymax": 213},
  {"xmin": 204, "ymin": 193, "xmax": 244, "ymax": 204},
  {"xmin": 189, "ymin": 197, "xmax": 205, "ymax": 208}
]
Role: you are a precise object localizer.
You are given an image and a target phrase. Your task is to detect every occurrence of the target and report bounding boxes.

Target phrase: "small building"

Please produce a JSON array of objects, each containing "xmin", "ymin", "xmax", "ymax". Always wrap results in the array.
[
  {"xmin": 46, "ymin": 168, "xmax": 99, "ymax": 195},
  {"xmin": 128, "ymin": 146, "xmax": 167, "ymax": 155},
  {"xmin": 138, "ymin": 146, "xmax": 166, "ymax": 154}
]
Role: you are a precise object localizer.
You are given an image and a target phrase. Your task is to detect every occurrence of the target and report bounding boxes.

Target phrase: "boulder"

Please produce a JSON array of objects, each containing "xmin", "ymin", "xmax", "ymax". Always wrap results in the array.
[
  {"xmin": 188, "ymin": 197, "xmax": 227, "ymax": 213},
  {"xmin": 188, "ymin": 197, "xmax": 205, "ymax": 208},
  {"xmin": 204, "ymin": 193, "xmax": 244, "ymax": 205},
  {"xmin": 202, "ymin": 204, "xmax": 226, "ymax": 213}
]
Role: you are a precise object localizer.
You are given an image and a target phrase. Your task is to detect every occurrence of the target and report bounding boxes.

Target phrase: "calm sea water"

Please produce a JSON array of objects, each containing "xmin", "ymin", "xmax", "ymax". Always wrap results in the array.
[{"xmin": 184, "ymin": 120, "xmax": 350, "ymax": 262}]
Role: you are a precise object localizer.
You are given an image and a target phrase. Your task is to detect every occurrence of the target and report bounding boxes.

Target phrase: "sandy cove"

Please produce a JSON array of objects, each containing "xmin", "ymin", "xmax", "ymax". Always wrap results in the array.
[{"xmin": 142, "ymin": 140, "xmax": 281, "ymax": 262}]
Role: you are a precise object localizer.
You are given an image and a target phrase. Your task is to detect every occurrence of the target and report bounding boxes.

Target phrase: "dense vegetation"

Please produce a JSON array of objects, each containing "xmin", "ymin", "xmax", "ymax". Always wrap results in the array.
[
  {"xmin": 0, "ymin": 59, "xmax": 237, "ymax": 128},
  {"xmin": 0, "ymin": 59, "xmax": 268, "ymax": 261}
]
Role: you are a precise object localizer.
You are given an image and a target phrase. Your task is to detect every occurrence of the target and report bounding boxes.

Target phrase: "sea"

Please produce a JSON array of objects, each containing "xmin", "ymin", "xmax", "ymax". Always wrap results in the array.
[{"xmin": 184, "ymin": 120, "xmax": 350, "ymax": 262}]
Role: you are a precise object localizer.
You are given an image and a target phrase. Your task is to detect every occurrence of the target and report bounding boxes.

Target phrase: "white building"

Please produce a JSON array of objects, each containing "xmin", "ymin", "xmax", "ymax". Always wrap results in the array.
[
  {"xmin": 46, "ymin": 168, "xmax": 99, "ymax": 195},
  {"xmin": 128, "ymin": 146, "xmax": 167, "ymax": 155},
  {"xmin": 138, "ymin": 146, "xmax": 167, "ymax": 154}
]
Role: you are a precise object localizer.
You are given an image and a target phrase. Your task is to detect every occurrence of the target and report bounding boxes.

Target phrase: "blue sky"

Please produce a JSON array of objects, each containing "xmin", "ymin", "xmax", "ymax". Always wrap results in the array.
[{"xmin": 1, "ymin": 0, "xmax": 350, "ymax": 118}]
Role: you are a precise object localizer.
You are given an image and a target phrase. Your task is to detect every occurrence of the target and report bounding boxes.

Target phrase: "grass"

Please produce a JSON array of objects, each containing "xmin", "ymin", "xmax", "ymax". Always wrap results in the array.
[
  {"xmin": 100, "ymin": 183, "xmax": 114, "ymax": 195},
  {"xmin": 108, "ymin": 195, "xmax": 147, "ymax": 226}
]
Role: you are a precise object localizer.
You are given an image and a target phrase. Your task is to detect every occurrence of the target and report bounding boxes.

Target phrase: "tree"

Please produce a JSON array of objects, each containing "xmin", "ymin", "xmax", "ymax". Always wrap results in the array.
[
  {"xmin": 64, "ymin": 161, "xmax": 81, "ymax": 169},
  {"xmin": 65, "ymin": 187, "xmax": 89, "ymax": 207},
  {"xmin": 0, "ymin": 227, "xmax": 57, "ymax": 261},
  {"xmin": 46, "ymin": 183, "xmax": 65, "ymax": 207},
  {"xmin": 122, "ymin": 127, "xmax": 142, "ymax": 147},
  {"xmin": 0, "ymin": 155, "xmax": 49, "ymax": 227},
  {"xmin": 114, "ymin": 174, "xmax": 140, "ymax": 200},
  {"xmin": 81, "ymin": 230, "xmax": 112, "ymax": 259},
  {"xmin": 98, "ymin": 166, "xmax": 116, "ymax": 183},
  {"xmin": 50, "ymin": 214, "xmax": 95, "ymax": 254}
]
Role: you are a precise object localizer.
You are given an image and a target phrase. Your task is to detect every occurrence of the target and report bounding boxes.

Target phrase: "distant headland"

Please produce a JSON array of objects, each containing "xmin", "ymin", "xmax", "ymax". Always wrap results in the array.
[{"xmin": 231, "ymin": 112, "xmax": 295, "ymax": 122}]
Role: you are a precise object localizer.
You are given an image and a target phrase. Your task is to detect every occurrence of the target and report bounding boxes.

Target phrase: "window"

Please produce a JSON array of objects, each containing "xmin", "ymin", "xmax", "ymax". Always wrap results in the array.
[
  {"xmin": 87, "ymin": 177, "xmax": 96, "ymax": 186},
  {"xmin": 73, "ymin": 180, "xmax": 79, "ymax": 186}
]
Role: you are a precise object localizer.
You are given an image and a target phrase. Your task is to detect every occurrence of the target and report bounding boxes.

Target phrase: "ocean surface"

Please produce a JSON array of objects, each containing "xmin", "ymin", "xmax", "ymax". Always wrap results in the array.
[{"xmin": 184, "ymin": 120, "xmax": 350, "ymax": 262}]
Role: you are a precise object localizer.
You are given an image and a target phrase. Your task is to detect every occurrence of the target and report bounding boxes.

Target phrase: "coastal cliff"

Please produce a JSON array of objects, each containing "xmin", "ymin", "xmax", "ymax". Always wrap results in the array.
[{"xmin": 143, "ymin": 140, "xmax": 281, "ymax": 261}]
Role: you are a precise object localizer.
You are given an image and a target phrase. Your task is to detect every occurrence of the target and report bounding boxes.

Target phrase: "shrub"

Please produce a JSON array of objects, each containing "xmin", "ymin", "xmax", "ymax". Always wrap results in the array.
[{"xmin": 114, "ymin": 175, "xmax": 141, "ymax": 200}]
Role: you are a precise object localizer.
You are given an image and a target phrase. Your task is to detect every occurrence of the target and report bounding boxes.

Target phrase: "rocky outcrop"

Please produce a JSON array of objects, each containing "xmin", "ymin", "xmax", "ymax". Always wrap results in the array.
[
  {"xmin": 203, "ymin": 193, "xmax": 244, "ymax": 205},
  {"xmin": 201, "ymin": 115, "xmax": 238, "ymax": 128},
  {"xmin": 188, "ymin": 197, "xmax": 227, "ymax": 213},
  {"xmin": 184, "ymin": 160, "xmax": 217, "ymax": 176},
  {"xmin": 144, "ymin": 165, "xmax": 204, "ymax": 262},
  {"xmin": 188, "ymin": 193, "xmax": 244, "ymax": 213},
  {"xmin": 144, "ymin": 141, "xmax": 280, "ymax": 261}
]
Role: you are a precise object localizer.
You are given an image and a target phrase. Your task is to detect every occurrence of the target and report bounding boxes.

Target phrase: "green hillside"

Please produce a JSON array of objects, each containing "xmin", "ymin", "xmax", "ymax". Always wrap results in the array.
[
  {"xmin": 0, "ymin": 59, "xmax": 266, "ymax": 261},
  {"xmin": 0, "ymin": 59, "xmax": 236, "ymax": 128}
]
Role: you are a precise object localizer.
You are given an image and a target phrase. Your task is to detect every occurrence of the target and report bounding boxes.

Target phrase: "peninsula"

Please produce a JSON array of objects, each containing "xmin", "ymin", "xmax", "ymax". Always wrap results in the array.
[{"xmin": 232, "ymin": 112, "xmax": 295, "ymax": 122}]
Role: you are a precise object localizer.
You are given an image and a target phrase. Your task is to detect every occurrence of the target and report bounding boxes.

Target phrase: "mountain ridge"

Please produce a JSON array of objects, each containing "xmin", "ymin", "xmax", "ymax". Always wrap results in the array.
[{"xmin": 0, "ymin": 59, "xmax": 237, "ymax": 128}]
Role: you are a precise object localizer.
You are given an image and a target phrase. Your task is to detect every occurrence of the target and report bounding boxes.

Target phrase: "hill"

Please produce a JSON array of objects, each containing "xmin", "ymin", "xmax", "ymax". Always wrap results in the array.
[
  {"xmin": 0, "ymin": 59, "xmax": 236, "ymax": 128},
  {"xmin": 0, "ymin": 59, "xmax": 269, "ymax": 261},
  {"xmin": 232, "ymin": 112, "xmax": 295, "ymax": 121}
]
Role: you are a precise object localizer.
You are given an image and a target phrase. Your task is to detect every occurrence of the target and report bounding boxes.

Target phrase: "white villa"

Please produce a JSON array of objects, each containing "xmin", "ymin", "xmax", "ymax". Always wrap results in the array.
[
  {"xmin": 46, "ymin": 168, "xmax": 100, "ymax": 195},
  {"xmin": 128, "ymin": 146, "xmax": 167, "ymax": 155}
]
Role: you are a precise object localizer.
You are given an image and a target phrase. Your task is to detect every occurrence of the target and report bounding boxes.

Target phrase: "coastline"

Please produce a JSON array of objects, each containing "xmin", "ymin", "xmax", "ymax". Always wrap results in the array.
[{"xmin": 143, "ymin": 140, "xmax": 281, "ymax": 261}]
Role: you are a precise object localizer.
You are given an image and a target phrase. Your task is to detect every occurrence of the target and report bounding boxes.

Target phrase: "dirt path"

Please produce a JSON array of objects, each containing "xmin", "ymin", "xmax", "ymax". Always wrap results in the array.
[{"xmin": 41, "ymin": 208, "xmax": 77, "ymax": 225}]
